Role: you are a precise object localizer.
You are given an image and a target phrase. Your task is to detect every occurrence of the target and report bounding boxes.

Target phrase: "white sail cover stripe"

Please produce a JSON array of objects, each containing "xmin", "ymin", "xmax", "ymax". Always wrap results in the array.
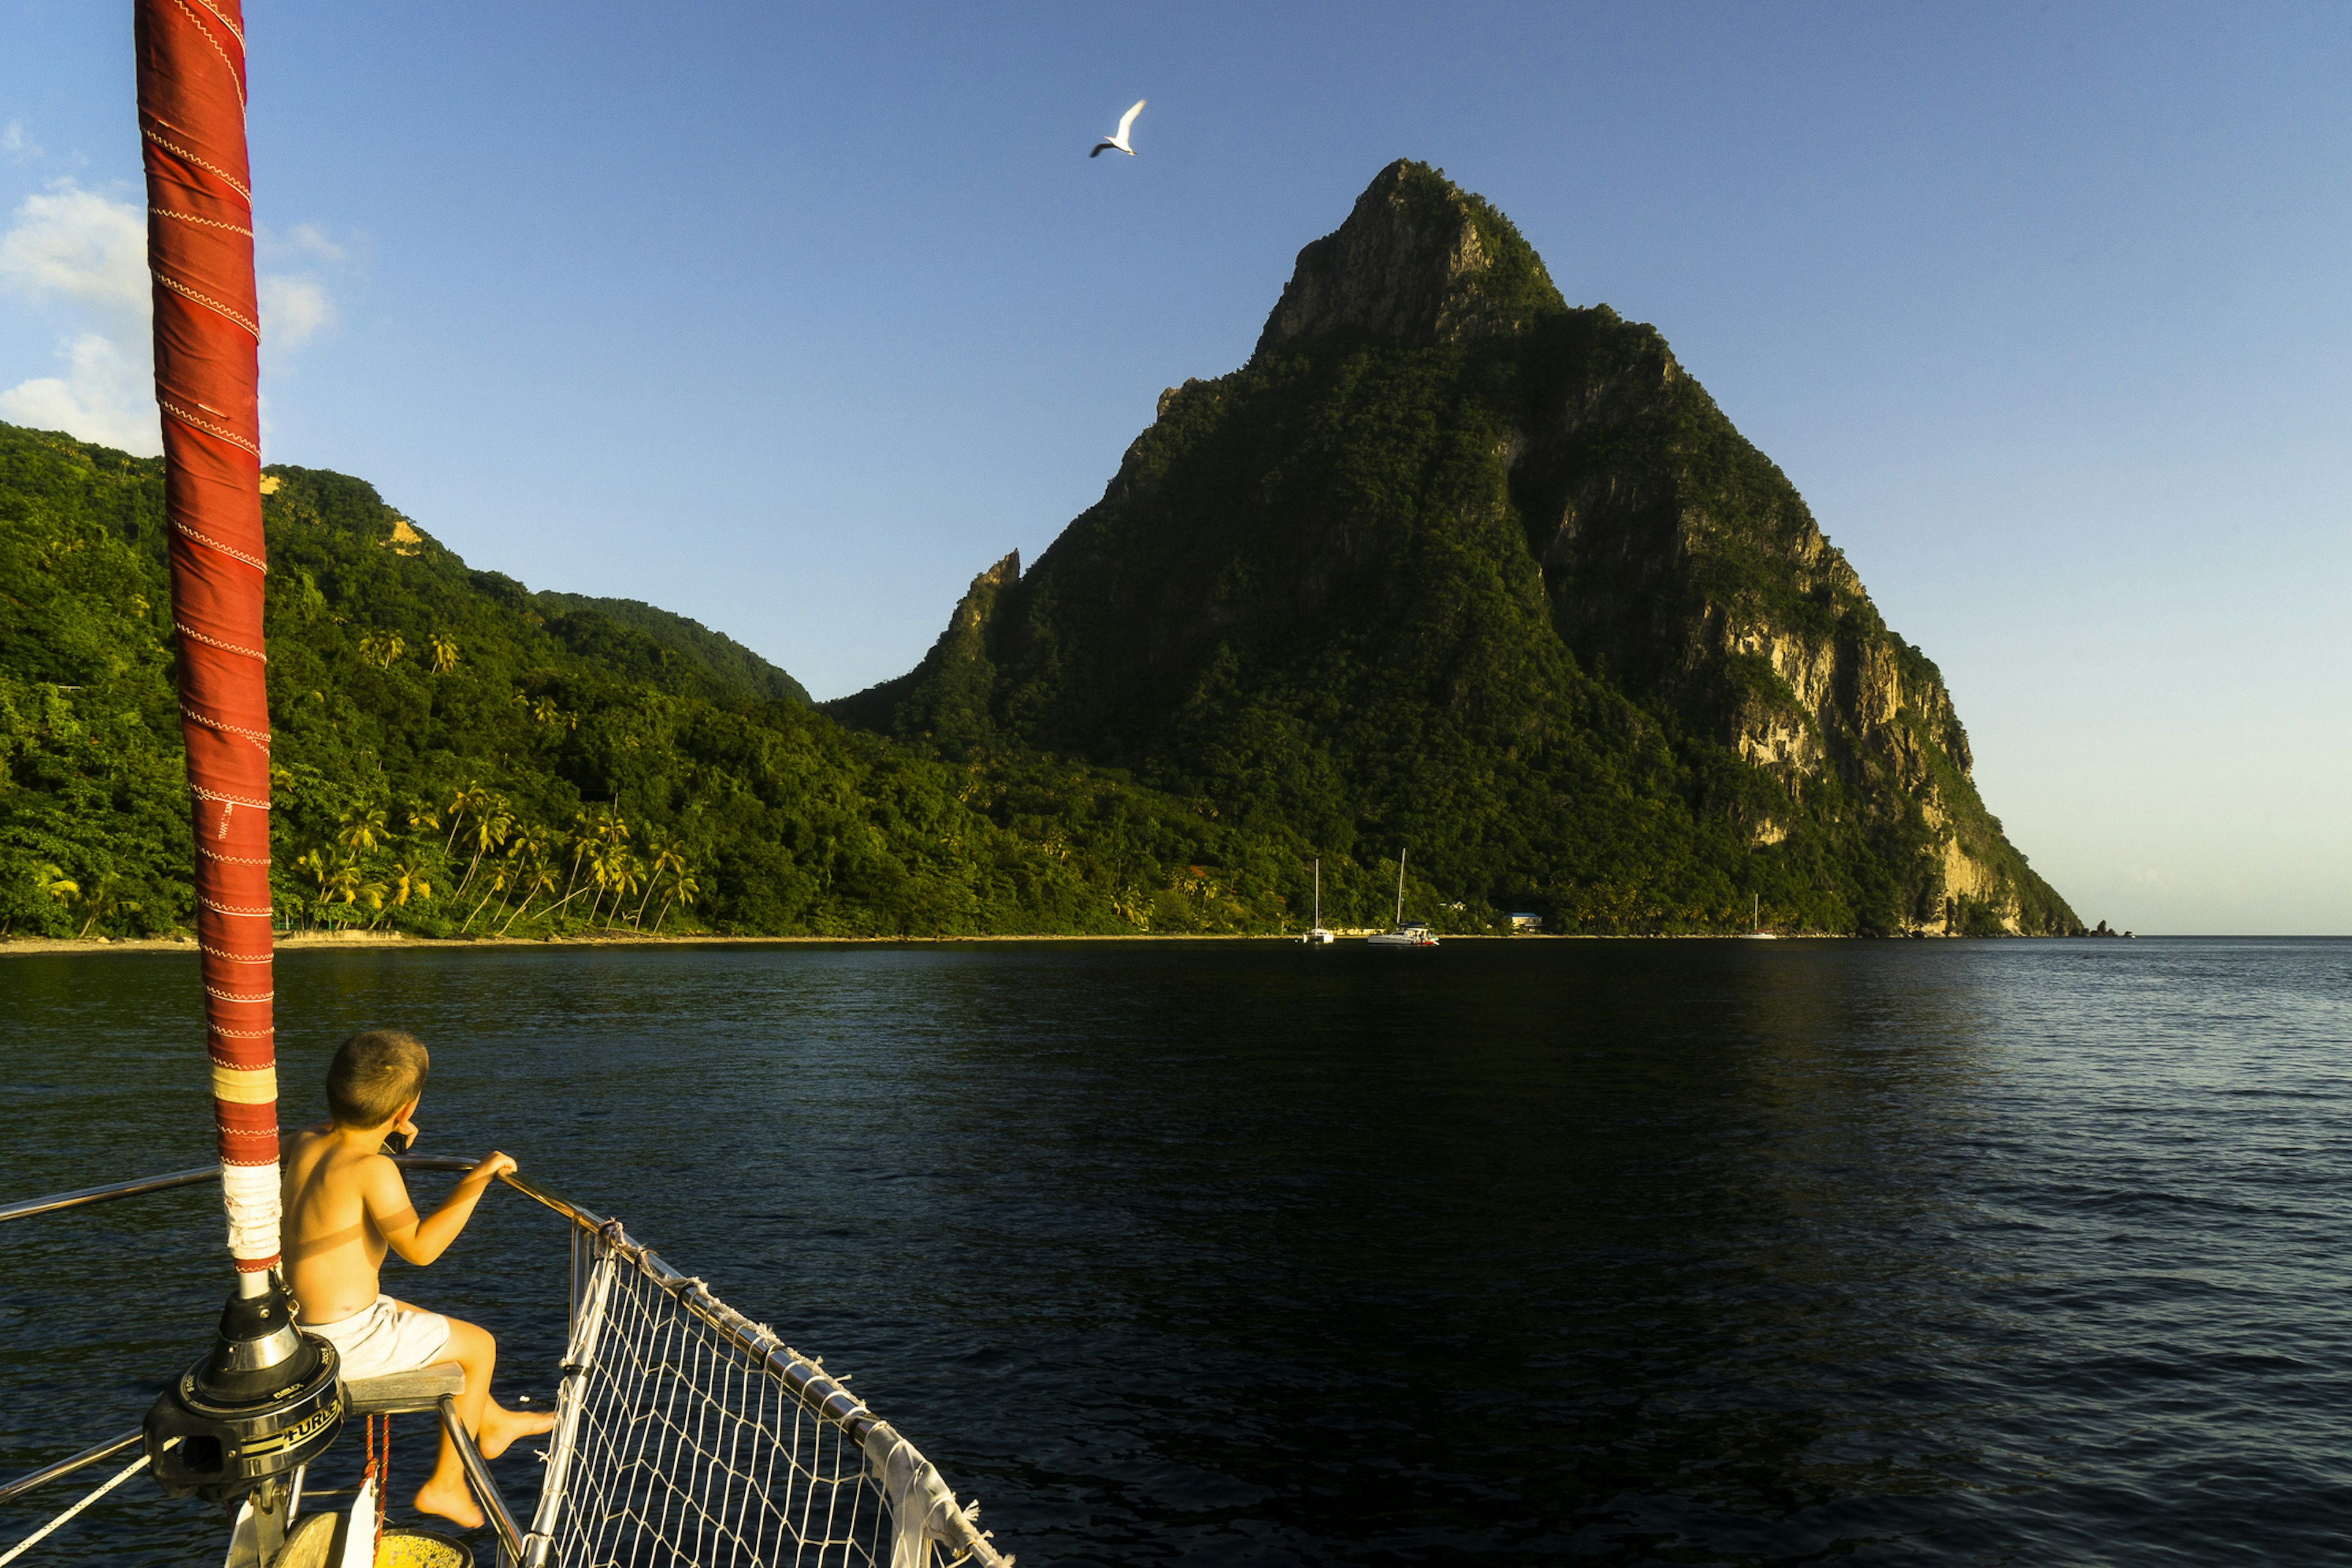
[{"xmin": 219, "ymin": 1158, "xmax": 281, "ymax": 1264}]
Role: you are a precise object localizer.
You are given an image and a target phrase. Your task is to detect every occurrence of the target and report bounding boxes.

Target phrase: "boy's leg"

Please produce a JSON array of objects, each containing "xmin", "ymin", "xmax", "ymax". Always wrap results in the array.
[{"xmin": 409, "ymin": 1313, "xmax": 554, "ymax": 1528}]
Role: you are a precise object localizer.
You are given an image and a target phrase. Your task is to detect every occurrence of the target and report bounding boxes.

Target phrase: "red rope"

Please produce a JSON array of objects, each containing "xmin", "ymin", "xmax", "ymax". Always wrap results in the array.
[{"xmin": 361, "ymin": 1414, "xmax": 388, "ymax": 1562}]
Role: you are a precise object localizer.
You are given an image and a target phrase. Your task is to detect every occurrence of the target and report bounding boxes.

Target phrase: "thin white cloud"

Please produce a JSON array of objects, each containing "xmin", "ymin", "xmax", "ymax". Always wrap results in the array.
[
  {"xmin": 0, "ymin": 184, "xmax": 157, "ymax": 453},
  {"xmin": 260, "ymin": 273, "xmax": 334, "ymax": 350},
  {"xmin": 0, "ymin": 181, "xmax": 344, "ymax": 456},
  {"xmin": 0, "ymin": 183, "xmax": 148, "ymax": 313},
  {"xmin": 0, "ymin": 332, "xmax": 158, "ymax": 453},
  {"xmin": 284, "ymin": 223, "xmax": 345, "ymax": 263},
  {"xmin": 1, "ymin": 122, "xmax": 41, "ymax": 164},
  {"xmin": 257, "ymin": 224, "xmax": 349, "ymax": 358}
]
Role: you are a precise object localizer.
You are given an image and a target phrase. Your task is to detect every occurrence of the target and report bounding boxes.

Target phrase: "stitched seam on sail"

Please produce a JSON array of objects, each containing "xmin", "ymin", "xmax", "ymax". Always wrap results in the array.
[
  {"xmin": 153, "ymin": 205, "xmax": 255, "ymax": 239},
  {"xmin": 172, "ymin": 519, "xmax": 268, "ymax": 573},
  {"xmin": 141, "ymin": 126, "xmax": 252, "ymax": 203},
  {"xmin": 170, "ymin": 0, "xmax": 247, "ymax": 111},
  {"xmin": 156, "ymin": 272, "xmax": 261, "ymax": 339},
  {"xmin": 176, "ymin": 622, "xmax": 268, "ymax": 662},
  {"xmin": 159, "ymin": 398, "xmax": 261, "ymax": 459},
  {"xmin": 181, "ymin": 704, "xmax": 271, "ymax": 745}
]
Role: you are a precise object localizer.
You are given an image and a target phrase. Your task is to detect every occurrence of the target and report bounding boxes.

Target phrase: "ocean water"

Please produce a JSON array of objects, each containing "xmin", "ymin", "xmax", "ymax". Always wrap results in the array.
[{"xmin": 2, "ymin": 937, "xmax": 2348, "ymax": 1566}]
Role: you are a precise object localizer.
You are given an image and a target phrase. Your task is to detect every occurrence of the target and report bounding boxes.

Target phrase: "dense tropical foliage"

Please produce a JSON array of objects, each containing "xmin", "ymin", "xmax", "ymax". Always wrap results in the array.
[{"xmin": 0, "ymin": 422, "xmax": 1319, "ymax": 940}]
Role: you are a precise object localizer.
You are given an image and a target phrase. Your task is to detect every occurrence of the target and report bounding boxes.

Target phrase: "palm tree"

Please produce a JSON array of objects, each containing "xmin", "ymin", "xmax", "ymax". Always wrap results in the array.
[
  {"xmin": 338, "ymin": 802, "xmax": 388, "ymax": 852},
  {"xmin": 499, "ymin": 859, "xmax": 559, "ymax": 937},
  {"xmin": 75, "ymin": 872, "xmax": 140, "ymax": 938},
  {"xmin": 464, "ymin": 863, "xmax": 510, "ymax": 932},
  {"xmin": 442, "ymin": 783, "xmax": 489, "ymax": 859},
  {"xmin": 557, "ymin": 810, "xmax": 595, "ymax": 905},
  {"xmin": 357, "ymin": 630, "xmax": 405, "ymax": 668},
  {"xmin": 583, "ymin": 842, "xmax": 620, "ymax": 927},
  {"xmin": 388, "ymin": 862, "xmax": 431, "ymax": 908},
  {"xmin": 631, "ymin": 834, "xmax": 686, "ymax": 927},
  {"xmin": 598, "ymin": 848, "xmax": 643, "ymax": 930},
  {"xmin": 293, "ymin": 848, "xmax": 335, "ymax": 908},
  {"xmin": 323, "ymin": 859, "xmax": 383, "ymax": 911},
  {"xmin": 650, "ymin": 865, "xmax": 700, "ymax": 933},
  {"xmin": 478, "ymin": 830, "xmax": 548, "ymax": 932},
  {"xmin": 428, "ymin": 633, "xmax": 459, "ymax": 673},
  {"xmin": 453, "ymin": 799, "xmax": 513, "ymax": 897},
  {"xmin": 26, "ymin": 862, "xmax": 80, "ymax": 937}
]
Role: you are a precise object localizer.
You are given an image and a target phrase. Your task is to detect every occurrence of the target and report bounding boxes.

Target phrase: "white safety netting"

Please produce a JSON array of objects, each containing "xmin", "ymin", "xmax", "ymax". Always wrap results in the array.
[{"xmin": 528, "ymin": 1231, "xmax": 1008, "ymax": 1568}]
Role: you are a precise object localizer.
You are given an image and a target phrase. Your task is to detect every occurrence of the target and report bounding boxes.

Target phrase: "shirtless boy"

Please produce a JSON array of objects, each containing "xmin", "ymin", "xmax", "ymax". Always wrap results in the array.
[{"xmin": 281, "ymin": 1029, "xmax": 554, "ymax": 1528}]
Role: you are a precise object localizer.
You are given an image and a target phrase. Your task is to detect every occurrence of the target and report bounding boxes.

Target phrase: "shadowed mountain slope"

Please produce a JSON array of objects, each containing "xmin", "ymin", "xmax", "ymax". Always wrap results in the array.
[
  {"xmin": 832, "ymin": 160, "xmax": 2076, "ymax": 935},
  {"xmin": 532, "ymin": 591, "xmax": 810, "ymax": 706}
]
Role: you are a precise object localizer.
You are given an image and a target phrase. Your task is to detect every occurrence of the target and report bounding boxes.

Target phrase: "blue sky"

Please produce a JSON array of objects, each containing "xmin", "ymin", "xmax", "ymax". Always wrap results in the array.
[{"xmin": 3, "ymin": 2, "xmax": 2347, "ymax": 933}]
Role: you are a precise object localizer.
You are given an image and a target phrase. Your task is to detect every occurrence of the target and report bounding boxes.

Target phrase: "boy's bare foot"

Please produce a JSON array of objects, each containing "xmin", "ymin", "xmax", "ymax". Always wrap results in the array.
[
  {"xmin": 477, "ymin": 1401, "xmax": 556, "ymax": 1460},
  {"xmin": 413, "ymin": 1472, "xmax": 485, "ymax": 1531}
]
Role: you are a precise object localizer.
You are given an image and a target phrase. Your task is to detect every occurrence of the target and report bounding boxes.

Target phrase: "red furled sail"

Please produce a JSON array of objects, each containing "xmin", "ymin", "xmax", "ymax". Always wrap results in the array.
[{"xmin": 135, "ymin": 0, "xmax": 278, "ymax": 1274}]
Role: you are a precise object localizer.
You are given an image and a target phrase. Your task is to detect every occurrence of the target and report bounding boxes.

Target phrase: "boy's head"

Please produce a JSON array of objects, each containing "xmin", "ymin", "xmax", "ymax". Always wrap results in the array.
[{"xmin": 326, "ymin": 1029, "xmax": 430, "ymax": 1129}]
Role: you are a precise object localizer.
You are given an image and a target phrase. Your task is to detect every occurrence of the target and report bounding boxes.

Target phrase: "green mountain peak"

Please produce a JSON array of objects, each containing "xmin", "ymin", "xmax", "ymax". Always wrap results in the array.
[
  {"xmin": 1254, "ymin": 159, "xmax": 1567, "ymax": 360},
  {"xmin": 834, "ymin": 162, "xmax": 2076, "ymax": 936}
]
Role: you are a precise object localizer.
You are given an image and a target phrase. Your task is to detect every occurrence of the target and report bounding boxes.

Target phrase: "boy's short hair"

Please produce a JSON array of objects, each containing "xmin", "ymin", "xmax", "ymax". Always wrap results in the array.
[{"xmin": 326, "ymin": 1029, "xmax": 430, "ymax": 1128}]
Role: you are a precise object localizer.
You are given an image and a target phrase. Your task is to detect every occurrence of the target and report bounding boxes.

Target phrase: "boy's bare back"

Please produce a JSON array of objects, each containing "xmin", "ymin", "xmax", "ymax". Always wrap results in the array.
[
  {"xmin": 281, "ymin": 1121, "xmax": 514, "ymax": 1325},
  {"xmin": 282, "ymin": 1127, "xmax": 417, "ymax": 1323}
]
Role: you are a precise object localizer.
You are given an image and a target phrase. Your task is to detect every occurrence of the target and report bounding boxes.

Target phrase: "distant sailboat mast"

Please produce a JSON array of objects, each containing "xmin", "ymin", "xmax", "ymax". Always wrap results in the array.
[{"xmin": 1366, "ymin": 846, "xmax": 1437, "ymax": 946}]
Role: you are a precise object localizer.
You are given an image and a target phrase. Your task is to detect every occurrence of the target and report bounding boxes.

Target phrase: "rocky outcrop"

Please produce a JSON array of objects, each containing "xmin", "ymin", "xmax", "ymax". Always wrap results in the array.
[
  {"xmin": 1253, "ymin": 159, "xmax": 1565, "ymax": 360},
  {"xmin": 825, "ymin": 551, "xmax": 1017, "ymax": 750}
]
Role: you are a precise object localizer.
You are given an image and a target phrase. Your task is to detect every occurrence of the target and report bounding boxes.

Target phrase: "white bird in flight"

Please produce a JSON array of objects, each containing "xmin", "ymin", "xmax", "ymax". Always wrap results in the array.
[{"xmin": 1091, "ymin": 99, "xmax": 1145, "ymax": 158}]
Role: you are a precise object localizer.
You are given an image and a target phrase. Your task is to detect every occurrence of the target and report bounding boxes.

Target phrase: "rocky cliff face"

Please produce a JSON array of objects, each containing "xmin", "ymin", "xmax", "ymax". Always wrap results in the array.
[
  {"xmin": 1253, "ymin": 160, "xmax": 1565, "ymax": 357},
  {"xmin": 1497, "ymin": 302, "xmax": 2043, "ymax": 927},
  {"xmin": 832, "ymin": 162, "xmax": 2074, "ymax": 936}
]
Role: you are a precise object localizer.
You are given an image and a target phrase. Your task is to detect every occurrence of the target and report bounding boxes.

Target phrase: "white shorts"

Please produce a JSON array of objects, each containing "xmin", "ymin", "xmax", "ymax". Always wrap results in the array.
[{"xmin": 305, "ymin": 1294, "xmax": 454, "ymax": 1382}]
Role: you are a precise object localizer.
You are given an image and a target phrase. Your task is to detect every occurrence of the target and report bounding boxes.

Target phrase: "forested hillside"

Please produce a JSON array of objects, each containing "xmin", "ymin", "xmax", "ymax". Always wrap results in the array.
[
  {"xmin": 529, "ymin": 590, "xmax": 812, "ymax": 707},
  {"xmin": 0, "ymin": 163, "xmax": 2077, "ymax": 942},
  {"xmin": 835, "ymin": 162, "xmax": 2079, "ymax": 936},
  {"xmin": 0, "ymin": 423, "xmax": 1292, "ymax": 938}
]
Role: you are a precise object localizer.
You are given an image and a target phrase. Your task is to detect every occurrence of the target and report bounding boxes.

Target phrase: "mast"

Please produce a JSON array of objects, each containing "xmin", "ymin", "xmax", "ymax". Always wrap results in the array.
[
  {"xmin": 1313, "ymin": 858, "xmax": 1320, "ymax": 927},
  {"xmin": 1395, "ymin": 850, "xmax": 1405, "ymax": 927},
  {"xmin": 137, "ymin": 0, "xmax": 279, "ymax": 1287}
]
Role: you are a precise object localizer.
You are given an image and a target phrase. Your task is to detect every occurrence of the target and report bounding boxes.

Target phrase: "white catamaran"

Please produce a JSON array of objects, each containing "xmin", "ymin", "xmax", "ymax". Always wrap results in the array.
[{"xmin": 1366, "ymin": 850, "xmax": 1438, "ymax": 948}]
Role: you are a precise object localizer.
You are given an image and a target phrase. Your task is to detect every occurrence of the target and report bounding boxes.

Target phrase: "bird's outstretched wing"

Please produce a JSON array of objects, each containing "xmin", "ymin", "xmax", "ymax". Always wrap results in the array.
[
  {"xmin": 1090, "ymin": 141, "xmax": 1114, "ymax": 157},
  {"xmin": 1117, "ymin": 99, "xmax": 1146, "ymax": 141}
]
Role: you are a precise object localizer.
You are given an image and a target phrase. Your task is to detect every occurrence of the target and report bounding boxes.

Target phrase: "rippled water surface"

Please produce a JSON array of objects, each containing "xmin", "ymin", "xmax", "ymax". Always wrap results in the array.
[{"xmin": 4, "ymin": 937, "xmax": 2350, "ymax": 1565}]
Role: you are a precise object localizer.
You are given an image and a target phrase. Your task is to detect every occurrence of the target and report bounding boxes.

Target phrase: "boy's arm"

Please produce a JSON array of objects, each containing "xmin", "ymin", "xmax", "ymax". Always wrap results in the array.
[{"xmin": 368, "ymin": 1151, "xmax": 519, "ymax": 1267}]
